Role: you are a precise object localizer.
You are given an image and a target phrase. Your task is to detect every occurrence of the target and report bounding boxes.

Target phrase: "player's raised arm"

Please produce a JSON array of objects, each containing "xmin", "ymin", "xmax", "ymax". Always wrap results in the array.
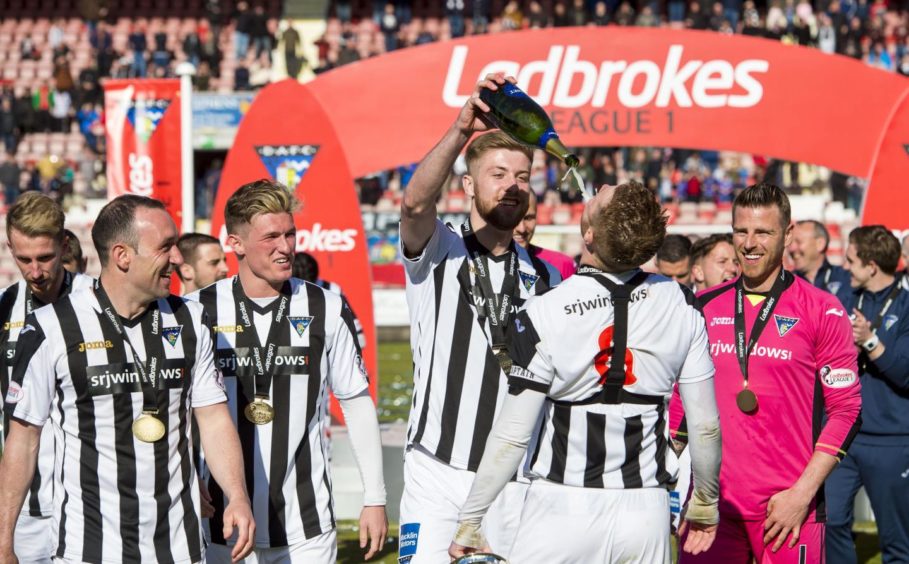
[{"xmin": 400, "ymin": 73, "xmax": 508, "ymax": 257}]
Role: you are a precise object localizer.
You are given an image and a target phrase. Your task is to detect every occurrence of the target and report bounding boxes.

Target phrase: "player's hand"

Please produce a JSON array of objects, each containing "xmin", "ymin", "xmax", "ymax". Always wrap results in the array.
[
  {"xmin": 222, "ymin": 497, "xmax": 255, "ymax": 562},
  {"xmin": 449, "ymin": 541, "xmax": 492, "ymax": 560},
  {"xmin": 851, "ymin": 309, "xmax": 873, "ymax": 345},
  {"xmin": 199, "ymin": 480, "xmax": 215, "ymax": 519},
  {"xmin": 457, "ymin": 73, "xmax": 516, "ymax": 136},
  {"xmin": 763, "ymin": 487, "xmax": 811, "ymax": 552},
  {"xmin": 0, "ymin": 549, "xmax": 18, "ymax": 564},
  {"xmin": 449, "ymin": 521, "xmax": 490, "ymax": 560},
  {"xmin": 359, "ymin": 505, "xmax": 388, "ymax": 560},
  {"xmin": 680, "ymin": 521, "xmax": 718, "ymax": 555}
]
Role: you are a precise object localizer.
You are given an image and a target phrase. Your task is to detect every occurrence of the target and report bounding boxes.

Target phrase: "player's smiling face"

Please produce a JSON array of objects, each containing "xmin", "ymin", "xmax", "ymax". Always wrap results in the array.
[
  {"xmin": 234, "ymin": 212, "xmax": 296, "ymax": 285},
  {"xmin": 465, "ymin": 148, "xmax": 531, "ymax": 232},
  {"xmin": 130, "ymin": 207, "xmax": 182, "ymax": 300},
  {"xmin": 732, "ymin": 205, "xmax": 792, "ymax": 290}
]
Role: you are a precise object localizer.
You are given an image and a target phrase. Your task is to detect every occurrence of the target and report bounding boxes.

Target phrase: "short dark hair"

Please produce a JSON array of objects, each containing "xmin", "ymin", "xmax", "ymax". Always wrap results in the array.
[
  {"xmin": 177, "ymin": 233, "xmax": 221, "ymax": 265},
  {"xmin": 733, "ymin": 182, "xmax": 791, "ymax": 229},
  {"xmin": 61, "ymin": 228, "xmax": 85, "ymax": 271},
  {"xmin": 797, "ymin": 220, "xmax": 830, "ymax": 252},
  {"xmin": 91, "ymin": 195, "xmax": 166, "ymax": 267},
  {"xmin": 292, "ymin": 252, "xmax": 319, "ymax": 282},
  {"xmin": 849, "ymin": 225, "xmax": 901, "ymax": 275},
  {"xmin": 176, "ymin": 233, "xmax": 221, "ymax": 281},
  {"xmin": 591, "ymin": 180, "xmax": 667, "ymax": 269},
  {"xmin": 691, "ymin": 234, "xmax": 734, "ymax": 264},
  {"xmin": 656, "ymin": 234, "xmax": 692, "ymax": 263}
]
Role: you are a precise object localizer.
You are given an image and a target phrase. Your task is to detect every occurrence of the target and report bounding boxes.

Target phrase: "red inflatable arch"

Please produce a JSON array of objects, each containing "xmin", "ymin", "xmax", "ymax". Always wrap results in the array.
[{"xmin": 214, "ymin": 28, "xmax": 909, "ymax": 406}]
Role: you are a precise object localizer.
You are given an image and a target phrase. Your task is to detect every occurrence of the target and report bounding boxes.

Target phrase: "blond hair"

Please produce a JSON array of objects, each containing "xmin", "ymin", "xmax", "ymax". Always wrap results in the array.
[
  {"xmin": 225, "ymin": 179, "xmax": 299, "ymax": 234},
  {"xmin": 464, "ymin": 131, "xmax": 534, "ymax": 176},
  {"xmin": 6, "ymin": 192, "xmax": 66, "ymax": 242}
]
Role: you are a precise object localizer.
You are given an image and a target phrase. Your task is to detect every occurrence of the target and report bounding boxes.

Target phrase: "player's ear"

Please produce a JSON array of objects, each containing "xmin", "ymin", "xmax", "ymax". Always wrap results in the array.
[
  {"xmin": 111, "ymin": 242, "xmax": 132, "ymax": 272},
  {"xmin": 178, "ymin": 263, "xmax": 194, "ymax": 281},
  {"xmin": 692, "ymin": 263, "xmax": 704, "ymax": 284},
  {"xmin": 462, "ymin": 174, "xmax": 475, "ymax": 199},
  {"xmin": 226, "ymin": 232, "xmax": 245, "ymax": 257}
]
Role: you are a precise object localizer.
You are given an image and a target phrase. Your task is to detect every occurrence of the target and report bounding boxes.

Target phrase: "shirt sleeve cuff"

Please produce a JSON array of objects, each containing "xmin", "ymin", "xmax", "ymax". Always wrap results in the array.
[
  {"xmin": 872, "ymin": 344, "xmax": 898, "ymax": 374},
  {"xmin": 814, "ymin": 442, "xmax": 847, "ymax": 461},
  {"xmin": 10, "ymin": 410, "xmax": 47, "ymax": 427},
  {"xmin": 191, "ymin": 390, "xmax": 228, "ymax": 409}
]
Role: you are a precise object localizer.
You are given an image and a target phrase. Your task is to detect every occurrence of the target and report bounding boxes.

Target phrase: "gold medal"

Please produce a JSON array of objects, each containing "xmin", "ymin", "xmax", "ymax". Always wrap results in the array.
[
  {"xmin": 736, "ymin": 388, "xmax": 758, "ymax": 413},
  {"xmin": 244, "ymin": 397, "xmax": 275, "ymax": 425},
  {"xmin": 132, "ymin": 412, "xmax": 166, "ymax": 442}
]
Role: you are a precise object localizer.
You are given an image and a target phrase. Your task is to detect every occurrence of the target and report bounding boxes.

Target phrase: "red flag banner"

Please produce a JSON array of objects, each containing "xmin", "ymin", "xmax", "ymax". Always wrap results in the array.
[{"xmin": 103, "ymin": 79, "xmax": 184, "ymax": 225}]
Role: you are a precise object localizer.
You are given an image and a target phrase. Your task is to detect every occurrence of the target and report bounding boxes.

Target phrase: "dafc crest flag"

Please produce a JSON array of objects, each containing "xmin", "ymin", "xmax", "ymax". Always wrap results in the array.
[
  {"xmin": 212, "ymin": 79, "xmax": 377, "ymax": 419},
  {"xmin": 103, "ymin": 79, "xmax": 183, "ymax": 225}
]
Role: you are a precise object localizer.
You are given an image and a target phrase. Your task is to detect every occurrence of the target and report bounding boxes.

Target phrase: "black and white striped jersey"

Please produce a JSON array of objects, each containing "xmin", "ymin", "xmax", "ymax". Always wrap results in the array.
[
  {"xmin": 314, "ymin": 278, "xmax": 366, "ymax": 349},
  {"xmin": 401, "ymin": 219, "xmax": 561, "ymax": 472},
  {"xmin": 4, "ymin": 288, "xmax": 225, "ymax": 564},
  {"xmin": 0, "ymin": 271, "xmax": 93, "ymax": 518},
  {"xmin": 188, "ymin": 276, "xmax": 368, "ymax": 548},
  {"xmin": 506, "ymin": 271, "xmax": 714, "ymax": 489}
]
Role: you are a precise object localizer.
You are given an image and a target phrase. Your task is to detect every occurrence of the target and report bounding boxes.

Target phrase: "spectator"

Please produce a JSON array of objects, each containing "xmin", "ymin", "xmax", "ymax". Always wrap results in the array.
[
  {"xmin": 867, "ymin": 41, "xmax": 893, "ymax": 70},
  {"xmin": 447, "ymin": 0, "xmax": 466, "ymax": 38},
  {"xmin": 614, "ymin": 1, "xmax": 637, "ymax": 25},
  {"xmin": 280, "ymin": 21, "xmax": 303, "ymax": 79},
  {"xmin": 380, "ymin": 3, "xmax": 399, "ymax": 51},
  {"xmin": 0, "ymin": 151, "xmax": 20, "ymax": 207},
  {"xmin": 32, "ymin": 82, "xmax": 53, "ymax": 133},
  {"xmin": 250, "ymin": 4, "xmax": 272, "ymax": 62},
  {"xmin": 199, "ymin": 21, "xmax": 222, "ymax": 78},
  {"xmin": 591, "ymin": 1, "xmax": 610, "ymax": 25},
  {"xmin": 151, "ymin": 32, "xmax": 173, "ymax": 69},
  {"xmin": 570, "ymin": 0, "xmax": 589, "ymax": 25},
  {"xmin": 128, "ymin": 24, "xmax": 148, "ymax": 77},
  {"xmin": 637, "ymin": 5, "xmax": 661, "ymax": 26},
  {"xmin": 249, "ymin": 52, "xmax": 272, "ymax": 89},
  {"xmin": 233, "ymin": 1, "xmax": 253, "ymax": 59},
  {"xmin": 183, "ymin": 30, "xmax": 202, "ymax": 69},
  {"xmin": 49, "ymin": 88, "xmax": 72, "ymax": 134},
  {"xmin": 724, "ymin": 0, "xmax": 743, "ymax": 30},
  {"xmin": 234, "ymin": 63, "xmax": 251, "ymax": 90},
  {"xmin": 20, "ymin": 36, "xmax": 39, "ymax": 61},
  {"xmin": 687, "ymin": 1, "xmax": 709, "ymax": 28},
  {"xmin": 668, "ymin": 0, "xmax": 686, "ymax": 23},
  {"xmin": 553, "ymin": 1, "xmax": 573, "ymax": 26},
  {"xmin": 527, "ymin": 1, "xmax": 548, "ymax": 28},
  {"xmin": 502, "ymin": 1, "xmax": 524, "ymax": 30},
  {"xmin": 76, "ymin": 102, "xmax": 100, "ymax": 152},
  {"xmin": 49, "ymin": 19, "xmax": 65, "ymax": 51},
  {"xmin": 0, "ymin": 99, "xmax": 17, "ymax": 155},
  {"xmin": 472, "ymin": 0, "xmax": 489, "ymax": 34},
  {"xmin": 709, "ymin": 1, "xmax": 727, "ymax": 30},
  {"xmin": 53, "ymin": 55, "xmax": 75, "ymax": 93}
]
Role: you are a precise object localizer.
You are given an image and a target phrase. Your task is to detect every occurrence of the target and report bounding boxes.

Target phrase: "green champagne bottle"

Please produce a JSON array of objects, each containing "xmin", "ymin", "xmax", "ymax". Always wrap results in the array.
[{"xmin": 479, "ymin": 82, "xmax": 579, "ymax": 168}]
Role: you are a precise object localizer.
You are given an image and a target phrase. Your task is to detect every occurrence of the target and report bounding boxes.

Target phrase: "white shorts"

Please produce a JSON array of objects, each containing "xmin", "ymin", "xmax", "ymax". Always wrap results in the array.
[
  {"xmin": 15, "ymin": 513, "xmax": 54, "ymax": 563},
  {"xmin": 206, "ymin": 530, "xmax": 336, "ymax": 564},
  {"xmin": 398, "ymin": 447, "xmax": 527, "ymax": 564},
  {"xmin": 510, "ymin": 480, "xmax": 671, "ymax": 564}
]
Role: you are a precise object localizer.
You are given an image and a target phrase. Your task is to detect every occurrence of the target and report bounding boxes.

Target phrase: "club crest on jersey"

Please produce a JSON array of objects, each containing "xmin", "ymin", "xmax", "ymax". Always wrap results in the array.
[
  {"xmin": 518, "ymin": 271, "xmax": 539, "ymax": 292},
  {"xmin": 827, "ymin": 281, "xmax": 842, "ymax": 296},
  {"xmin": 884, "ymin": 314, "xmax": 899, "ymax": 331},
  {"xmin": 5, "ymin": 381, "xmax": 22, "ymax": 404},
  {"xmin": 162, "ymin": 326, "xmax": 182, "ymax": 347},
  {"xmin": 126, "ymin": 98, "xmax": 171, "ymax": 143},
  {"xmin": 774, "ymin": 315, "xmax": 799, "ymax": 337},
  {"xmin": 289, "ymin": 316, "xmax": 313, "ymax": 337},
  {"xmin": 255, "ymin": 144, "xmax": 319, "ymax": 192}
]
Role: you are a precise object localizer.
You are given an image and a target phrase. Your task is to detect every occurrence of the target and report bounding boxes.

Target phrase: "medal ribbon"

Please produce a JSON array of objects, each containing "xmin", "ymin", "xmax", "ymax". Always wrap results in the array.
[
  {"xmin": 232, "ymin": 278, "xmax": 290, "ymax": 402},
  {"xmin": 460, "ymin": 222, "xmax": 519, "ymax": 351},
  {"xmin": 733, "ymin": 269, "xmax": 790, "ymax": 389},
  {"xmin": 93, "ymin": 280, "xmax": 164, "ymax": 415}
]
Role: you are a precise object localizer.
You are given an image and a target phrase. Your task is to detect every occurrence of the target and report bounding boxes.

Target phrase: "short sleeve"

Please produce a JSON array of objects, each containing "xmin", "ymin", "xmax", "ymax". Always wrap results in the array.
[
  {"xmin": 506, "ymin": 306, "xmax": 555, "ymax": 394},
  {"xmin": 678, "ymin": 303, "xmax": 715, "ymax": 385},
  {"xmin": 327, "ymin": 296, "xmax": 370, "ymax": 400},
  {"xmin": 191, "ymin": 310, "xmax": 228, "ymax": 408},
  {"xmin": 6, "ymin": 315, "xmax": 56, "ymax": 426},
  {"xmin": 399, "ymin": 219, "xmax": 458, "ymax": 283}
]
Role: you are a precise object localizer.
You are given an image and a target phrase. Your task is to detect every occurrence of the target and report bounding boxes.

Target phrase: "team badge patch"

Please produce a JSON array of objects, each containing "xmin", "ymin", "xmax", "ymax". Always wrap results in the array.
[
  {"xmin": 774, "ymin": 315, "xmax": 799, "ymax": 337},
  {"xmin": 398, "ymin": 523, "xmax": 420, "ymax": 563},
  {"xmin": 827, "ymin": 281, "xmax": 842, "ymax": 296},
  {"xmin": 162, "ymin": 326, "xmax": 182, "ymax": 347},
  {"xmin": 885, "ymin": 314, "xmax": 899, "ymax": 331},
  {"xmin": 255, "ymin": 144, "xmax": 319, "ymax": 192},
  {"xmin": 518, "ymin": 271, "xmax": 539, "ymax": 291},
  {"xmin": 289, "ymin": 316, "xmax": 313, "ymax": 337},
  {"xmin": 5, "ymin": 381, "xmax": 22, "ymax": 404}
]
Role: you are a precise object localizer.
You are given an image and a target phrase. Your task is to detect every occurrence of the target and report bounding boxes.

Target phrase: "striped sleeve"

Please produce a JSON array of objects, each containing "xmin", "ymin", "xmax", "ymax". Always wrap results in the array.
[
  {"xmin": 6, "ymin": 314, "xmax": 55, "ymax": 426},
  {"xmin": 814, "ymin": 295, "xmax": 862, "ymax": 460}
]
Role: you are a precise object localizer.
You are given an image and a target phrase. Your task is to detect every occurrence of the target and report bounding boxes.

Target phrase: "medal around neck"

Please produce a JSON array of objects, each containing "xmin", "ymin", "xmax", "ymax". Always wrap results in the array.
[
  {"xmin": 132, "ymin": 412, "xmax": 166, "ymax": 442},
  {"xmin": 245, "ymin": 397, "xmax": 275, "ymax": 425},
  {"xmin": 493, "ymin": 347, "xmax": 513, "ymax": 373},
  {"xmin": 736, "ymin": 388, "xmax": 758, "ymax": 413}
]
